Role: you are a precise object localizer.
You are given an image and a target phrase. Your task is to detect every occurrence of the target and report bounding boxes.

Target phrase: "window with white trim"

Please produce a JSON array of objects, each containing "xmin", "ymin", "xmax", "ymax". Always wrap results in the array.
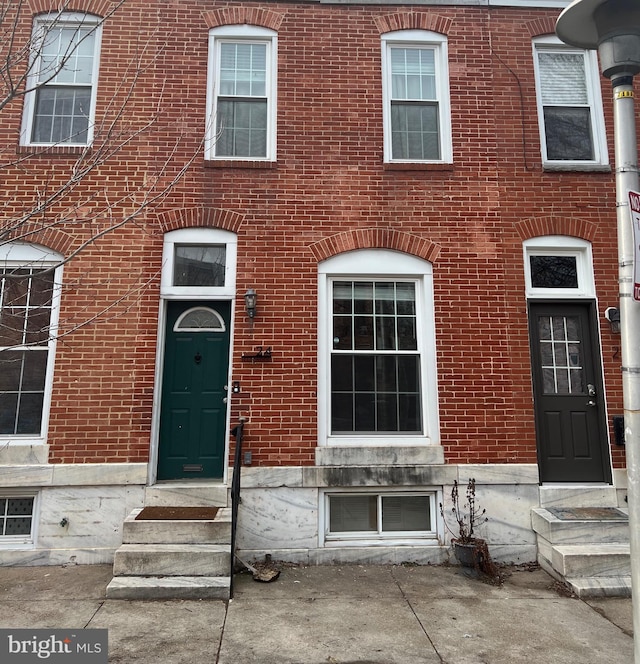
[
  {"xmin": 0, "ymin": 244, "xmax": 62, "ymax": 439},
  {"xmin": 533, "ymin": 36, "xmax": 607, "ymax": 168},
  {"xmin": 206, "ymin": 25, "xmax": 277, "ymax": 161},
  {"xmin": 21, "ymin": 12, "xmax": 102, "ymax": 146},
  {"xmin": 523, "ymin": 236, "xmax": 594, "ymax": 298},
  {"xmin": 381, "ymin": 30, "xmax": 452, "ymax": 164},
  {"xmin": 318, "ymin": 250, "xmax": 439, "ymax": 446},
  {"xmin": 322, "ymin": 490, "xmax": 438, "ymax": 546},
  {"xmin": 161, "ymin": 229, "xmax": 237, "ymax": 299}
]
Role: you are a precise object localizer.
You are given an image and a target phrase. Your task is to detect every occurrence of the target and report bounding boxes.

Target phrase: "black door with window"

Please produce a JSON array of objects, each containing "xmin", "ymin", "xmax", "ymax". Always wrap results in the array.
[{"xmin": 529, "ymin": 301, "xmax": 611, "ymax": 483}]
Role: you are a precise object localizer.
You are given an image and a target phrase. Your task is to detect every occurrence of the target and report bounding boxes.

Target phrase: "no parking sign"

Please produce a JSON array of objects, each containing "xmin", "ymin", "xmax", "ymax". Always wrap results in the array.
[{"xmin": 628, "ymin": 190, "xmax": 640, "ymax": 301}]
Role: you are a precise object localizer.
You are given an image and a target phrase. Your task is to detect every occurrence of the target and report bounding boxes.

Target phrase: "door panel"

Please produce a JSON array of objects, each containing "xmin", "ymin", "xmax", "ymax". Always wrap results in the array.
[
  {"xmin": 157, "ymin": 301, "xmax": 231, "ymax": 480},
  {"xmin": 529, "ymin": 301, "xmax": 611, "ymax": 483}
]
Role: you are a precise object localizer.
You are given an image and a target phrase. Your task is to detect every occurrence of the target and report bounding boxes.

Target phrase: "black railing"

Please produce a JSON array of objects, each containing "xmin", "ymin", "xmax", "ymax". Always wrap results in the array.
[{"xmin": 229, "ymin": 419, "xmax": 244, "ymax": 599}]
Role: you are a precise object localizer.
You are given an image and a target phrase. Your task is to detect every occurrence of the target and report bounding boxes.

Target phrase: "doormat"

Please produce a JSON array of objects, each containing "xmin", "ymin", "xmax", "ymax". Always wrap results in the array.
[
  {"xmin": 547, "ymin": 507, "xmax": 628, "ymax": 521},
  {"xmin": 135, "ymin": 506, "xmax": 219, "ymax": 520}
]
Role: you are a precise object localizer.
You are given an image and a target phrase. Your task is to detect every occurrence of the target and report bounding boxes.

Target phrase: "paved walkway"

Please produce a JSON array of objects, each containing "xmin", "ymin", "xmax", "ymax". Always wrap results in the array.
[{"xmin": 0, "ymin": 563, "xmax": 633, "ymax": 663}]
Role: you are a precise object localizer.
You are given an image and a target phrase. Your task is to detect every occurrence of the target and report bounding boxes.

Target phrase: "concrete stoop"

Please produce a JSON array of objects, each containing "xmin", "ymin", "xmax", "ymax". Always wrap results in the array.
[
  {"xmin": 106, "ymin": 484, "xmax": 232, "ymax": 600},
  {"xmin": 532, "ymin": 486, "xmax": 630, "ymax": 598}
]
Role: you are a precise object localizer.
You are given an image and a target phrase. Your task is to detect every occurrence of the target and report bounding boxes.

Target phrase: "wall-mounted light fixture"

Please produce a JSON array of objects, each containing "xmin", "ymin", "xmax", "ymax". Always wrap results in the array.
[
  {"xmin": 244, "ymin": 289, "xmax": 257, "ymax": 320},
  {"xmin": 605, "ymin": 306, "xmax": 621, "ymax": 334}
]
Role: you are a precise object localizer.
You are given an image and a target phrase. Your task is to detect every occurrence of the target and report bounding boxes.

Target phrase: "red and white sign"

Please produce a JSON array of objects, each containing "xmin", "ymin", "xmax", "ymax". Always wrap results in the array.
[{"xmin": 628, "ymin": 190, "xmax": 640, "ymax": 301}]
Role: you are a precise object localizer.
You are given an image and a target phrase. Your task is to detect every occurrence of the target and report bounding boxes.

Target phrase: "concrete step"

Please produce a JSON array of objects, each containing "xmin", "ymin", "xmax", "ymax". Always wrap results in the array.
[
  {"xmin": 551, "ymin": 543, "xmax": 631, "ymax": 578},
  {"xmin": 531, "ymin": 508, "xmax": 629, "ymax": 545},
  {"xmin": 122, "ymin": 508, "xmax": 232, "ymax": 545},
  {"xmin": 106, "ymin": 575, "xmax": 230, "ymax": 600},
  {"xmin": 113, "ymin": 543, "xmax": 230, "ymax": 577},
  {"xmin": 144, "ymin": 483, "xmax": 228, "ymax": 508}
]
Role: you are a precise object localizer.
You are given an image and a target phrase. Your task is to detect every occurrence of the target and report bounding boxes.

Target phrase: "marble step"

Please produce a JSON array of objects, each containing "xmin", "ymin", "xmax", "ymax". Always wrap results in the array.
[
  {"xmin": 531, "ymin": 508, "xmax": 629, "ymax": 545},
  {"xmin": 106, "ymin": 575, "xmax": 230, "ymax": 600},
  {"xmin": 551, "ymin": 543, "xmax": 630, "ymax": 578},
  {"xmin": 113, "ymin": 543, "xmax": 230, "ymax": 577},
  {"xmin": 538, "ymin": 486, "xmax": 618, "ymax": 509},
  {"xmin": 122, "ymin": 508, "xmax": 231, "ymax": 544},
  {"xmin": 144, "ymin": 483, "xmax": 228, "ymax": 508},
  {"xmin": 565, "ymin": 575, "xmax": 632, "ymax": 598}
]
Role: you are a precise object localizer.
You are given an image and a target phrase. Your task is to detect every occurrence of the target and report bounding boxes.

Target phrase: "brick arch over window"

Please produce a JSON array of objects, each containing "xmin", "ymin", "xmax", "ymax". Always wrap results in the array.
[
  {"xmin": 515, "ymin": 216, "xmax": 599, "ymax": 243},
  {"xmin": 525, "ymin": 19, "xmax": 556, "ymax": 38},
  {"xmin": 27, "ymin": 0, "xmax": 111, "ymax": 16},
  {"xmin": 202, "ymin": 7, "xmax": 285, "ymax": 31},
  {"xmin": 309, "ymin": 228, "xmax": 441, "ymax": 263},
  {"xmin": 1, "ymin": 224, "xmax": 74, "ymax": 257},
  {"xmin": 156, "ymin": 207, "xmax": 245, "ymax": 235},
  {"xmin": 374, "ymin": 12, "xmax": 452, "ymax": 36}
]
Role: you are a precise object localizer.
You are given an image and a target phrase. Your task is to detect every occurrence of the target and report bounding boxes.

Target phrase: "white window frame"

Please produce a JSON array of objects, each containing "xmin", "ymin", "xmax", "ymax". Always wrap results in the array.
[
  {"xmin": 21, "ymin": 12, "xmax": 102, "ymax": 147},
  {"xmin": 318, "ymin": 250, "xmax": 439, "ymax": 447},
  {"xmin": 533, "ymin": 36, "xmax": 608, "ymax": 169},
  {"xmin": 206, "ymin": 25, "xmax": 278, "ymax": 161},
  {"xmin": 320, "ymin": 488, "xmax": 441, "ymax": 547},
  {"xmin": 161, "ymin": 228, "xmax": 237, "ymax": 299},
  {"xmin": 0, "ymin": 491, "xmax": 39, "ymax": 549},
  {"xmin": 381, "ymin": 30, "xmax": 452, "ymax": 164},
  {"xmin": 523, "ymin": 236, "xmax": 594, "ymax": 298},
  {"xmin": 0, "ymin": 243, "xmax": 63, "ymax": 445}
]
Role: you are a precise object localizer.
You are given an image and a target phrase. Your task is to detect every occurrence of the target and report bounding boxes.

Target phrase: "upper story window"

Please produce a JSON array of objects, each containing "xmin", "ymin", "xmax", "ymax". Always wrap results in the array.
[
  {"xmin": 206, "ymin": 25, "xmax": 277, "ymax": 161},
  {"xmin": 0, "ymin": 243, "xmax": 63, "ymax": 440},
  {"xmin": 21, "ymin": 12, "xmax": 102, "ymax": 147},
  {"xmin": 381, "ymin": 30, "xmax": 452, "ymax": 164},
  {"xmin": 533, "ymin": 36, "xmax": 608, "ymax": 169}
]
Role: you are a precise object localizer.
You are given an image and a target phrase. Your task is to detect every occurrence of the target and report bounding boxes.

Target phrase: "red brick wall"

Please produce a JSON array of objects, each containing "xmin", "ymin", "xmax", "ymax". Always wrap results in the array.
[{"xmin": 0, "ymin": 1, "xmax": 628, "ymax": 470}]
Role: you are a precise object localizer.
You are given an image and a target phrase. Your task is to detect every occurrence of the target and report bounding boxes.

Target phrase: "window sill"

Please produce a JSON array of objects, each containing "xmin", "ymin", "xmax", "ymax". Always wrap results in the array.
[
  {"xmin": 384, "ymin": 162, "xmax": 454, "ymax": 172},
  {"xmin": 543, "ymin": 163, "xmax": 612, "ymax": 173},
  {"xmin": 204, "ymin": 159, "xmax": 277, "ymax": 169},
  {"xmin": 17, "ymin": 144, "xmax": 90, "ymax": 157}
]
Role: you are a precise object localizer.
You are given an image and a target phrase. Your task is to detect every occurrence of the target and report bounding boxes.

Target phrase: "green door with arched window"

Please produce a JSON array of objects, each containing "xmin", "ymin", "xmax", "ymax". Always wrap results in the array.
[{"xmin": 157, "ymin": 301, "xmax": 231, "ymax": 480}]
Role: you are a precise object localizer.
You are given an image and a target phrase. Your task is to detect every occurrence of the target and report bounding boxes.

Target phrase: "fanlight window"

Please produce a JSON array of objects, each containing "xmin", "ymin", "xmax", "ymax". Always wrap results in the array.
[{"xmin": 173, "ymin": 307, "xmax": 225, "ymax": 332}]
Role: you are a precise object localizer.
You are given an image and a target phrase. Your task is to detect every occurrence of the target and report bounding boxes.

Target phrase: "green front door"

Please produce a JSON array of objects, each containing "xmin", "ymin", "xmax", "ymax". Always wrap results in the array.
[{"xmin": 157, "ymin": 301, "xmax": 231, "ymax": 480}]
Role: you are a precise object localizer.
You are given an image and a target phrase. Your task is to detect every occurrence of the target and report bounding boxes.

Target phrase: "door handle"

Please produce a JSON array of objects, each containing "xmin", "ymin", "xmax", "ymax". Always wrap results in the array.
[{"xmin": 587, "ymin": 400, "xmax": 597, "ymax": 407}]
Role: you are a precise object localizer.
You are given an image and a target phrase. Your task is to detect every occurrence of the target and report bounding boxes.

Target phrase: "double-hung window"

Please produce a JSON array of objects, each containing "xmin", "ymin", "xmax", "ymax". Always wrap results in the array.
[
  {"xmin": 22, "ymin": 12, "xmax": 102, "ymax": 146},
  {"xmin": 318, "ymin": 250, "xmax": 439, "ymax": 447},
  {"xmin": 533, "ymin": 37, "xmax": 607, "ymax": 168},
  {"xmin": 0, "ymin": 244, "xmax": 62, "ymax": 439},
  {"xmin": 382, "ymin": 30, "xmax": 452, "ymax": 164},
  {"xmin": 207, "ymin": 26, "xmax": 277, "ymax": 161}
]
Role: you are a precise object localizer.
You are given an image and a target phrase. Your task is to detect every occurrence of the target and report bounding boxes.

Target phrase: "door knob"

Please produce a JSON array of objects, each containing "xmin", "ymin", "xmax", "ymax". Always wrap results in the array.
[{"xmin": 194, "ymin": 352, "xmax": 202, "ymax": 365}]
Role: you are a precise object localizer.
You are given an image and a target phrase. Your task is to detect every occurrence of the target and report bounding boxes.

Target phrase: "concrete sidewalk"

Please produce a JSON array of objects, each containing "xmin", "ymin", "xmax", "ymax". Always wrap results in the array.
[{"xmin": 0, "ymin": 563, "xmax": 633, "ymax": 663}]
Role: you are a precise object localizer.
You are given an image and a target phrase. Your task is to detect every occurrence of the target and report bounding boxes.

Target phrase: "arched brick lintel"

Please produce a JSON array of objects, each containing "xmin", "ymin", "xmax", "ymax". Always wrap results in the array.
[
  {"xmin": 1, "ymin": 224, "xmax": 74, "ymax": 257},
  {"xmin": 27, "ymin": 0, "xmax": 114, "ymax": 18},
  {"xmin": 156, "ymin": 207, "xmax": 245, "ymax": 235},
  {"xmin": 526, "ymin": 18, "xmax": 556, "ymax": 38},
  {"xmin": 515, "ymin": 216, "xmax": 599, "ymax": 243},
  {"xmin": 375, "ymin": 12, "xmax": 453, "ymax": 36},
  {"xmin": 202, "ymin": 7, "xmax": 285, "ymax": 31},
  {"xmin": 309, "ymin": 228, "xmax": 441, "ymax": 264}
]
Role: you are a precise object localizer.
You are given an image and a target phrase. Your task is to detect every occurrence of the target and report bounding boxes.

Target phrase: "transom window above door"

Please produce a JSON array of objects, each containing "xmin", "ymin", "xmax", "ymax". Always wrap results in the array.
[
  {"xmin": 523, "ymin": 236, "xmax": 594, "ymax": 298},
  {"xmin": 161, "ymin": 229, "xmax": 237, "ymax": 298}
]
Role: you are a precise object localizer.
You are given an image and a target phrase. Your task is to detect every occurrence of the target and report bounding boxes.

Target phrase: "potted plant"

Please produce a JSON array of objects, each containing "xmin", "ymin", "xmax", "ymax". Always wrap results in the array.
[{"xmin": 440, "ymin": 478, "xmax": 494, "ymax": 575}]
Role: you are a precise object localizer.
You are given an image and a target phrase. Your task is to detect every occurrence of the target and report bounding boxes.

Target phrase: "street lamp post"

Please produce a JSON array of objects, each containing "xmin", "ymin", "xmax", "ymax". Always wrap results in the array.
[{"xmin": 556, "ymin": 0, "xmax": 640, "ymax": 660}]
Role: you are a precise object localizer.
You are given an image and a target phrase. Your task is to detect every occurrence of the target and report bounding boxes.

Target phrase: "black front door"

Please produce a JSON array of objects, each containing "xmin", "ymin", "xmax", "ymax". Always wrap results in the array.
[{"xmin": 529, "ymin": 301, "xmax": 611, "ymax": 483}]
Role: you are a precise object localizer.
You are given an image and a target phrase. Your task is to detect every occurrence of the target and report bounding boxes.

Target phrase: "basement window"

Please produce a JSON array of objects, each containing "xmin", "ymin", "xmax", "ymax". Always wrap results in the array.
[
  {"xmin": 322, "ymin": 491, "xmax": 437, "ymax": 545},
  {"xmin": 0, "ymin": 495, "xmax": 36, "ymax": 546}
]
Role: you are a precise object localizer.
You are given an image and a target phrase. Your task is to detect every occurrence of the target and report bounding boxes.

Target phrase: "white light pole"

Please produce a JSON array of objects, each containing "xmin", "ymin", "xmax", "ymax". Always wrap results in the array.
[{"xmin": 557, "ymin": 0, "xmax": 640, "ymax": 660}]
